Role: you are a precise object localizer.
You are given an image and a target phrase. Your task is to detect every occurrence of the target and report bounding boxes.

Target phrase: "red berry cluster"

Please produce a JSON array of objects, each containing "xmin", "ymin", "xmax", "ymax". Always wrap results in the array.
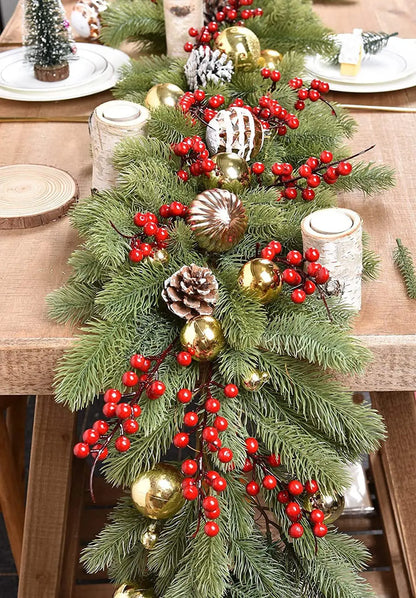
[
  {"xmin": 172, "ymin": 133, "xmax": 216, "ymax": 181},
  {"xmin": 243, "ymin": 448, "xmax": 281, "ymax": 496},
  {"xmin": 252, "ymin": 91, "xmax": 299, "ymax": 134},
  {"xmin": 129, "ymin": 211, "xmax": 169, "ymax": 263},
  {"xmin": 277, "ymin": 478, "xmax": 328, "ymax": 539},
  {"xmin": 178, "ymin": 89, "xmax": 225, "ymax": 124},
  {"xmin": 290, "ymin": 78, "xmax": 331, "ymax": 112},
  {"xmin": 184, "ymin": 0, "xmax": 263, "ymax": 52},
  {"xmin": 158, "ymin": 201, "xmax": 188, "ymax": 219},
  {"xmin": 258, "ymin": 242, "xmax": 329, "ymax": 304}
]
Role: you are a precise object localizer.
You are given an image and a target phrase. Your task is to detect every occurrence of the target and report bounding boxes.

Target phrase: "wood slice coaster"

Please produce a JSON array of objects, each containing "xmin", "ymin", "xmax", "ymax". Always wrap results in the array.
[{"xmin": 0, "ymin": 164, "xmax": 79, "ymax": 229}]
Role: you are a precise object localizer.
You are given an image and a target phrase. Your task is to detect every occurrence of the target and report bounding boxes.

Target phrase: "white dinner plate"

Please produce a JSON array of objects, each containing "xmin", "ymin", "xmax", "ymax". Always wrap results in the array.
[
  {"xmin": 0, "ymin": 43, "xmax": 130, "ymax": 101},
  {"xmin": 305, "ymin": 36, "xmax": 416, "ymax": 87}
]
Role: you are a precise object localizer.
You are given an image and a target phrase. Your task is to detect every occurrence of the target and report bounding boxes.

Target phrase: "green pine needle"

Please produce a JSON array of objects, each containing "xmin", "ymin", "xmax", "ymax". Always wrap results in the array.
[{"xmin": 394, "ymin": 238, "xmax": 416, "ymax": 299}]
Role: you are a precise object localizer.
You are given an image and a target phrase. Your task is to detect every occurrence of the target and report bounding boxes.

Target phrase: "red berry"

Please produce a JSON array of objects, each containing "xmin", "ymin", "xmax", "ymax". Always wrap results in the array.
[
  {"xmin": 217, "ymin": 447, "xmax": 233, "ymax": 463},
  {"xmin": 288, "ymin": 480, "xmax": 304, "ymax": 495},
  {"xmin": 212, "ymin": 476, "xmax": 227, "ymax": 492},
  {"xmin": 182, "ymin": 477, "xmax": 196, "ymax": 488},
  {"xmin": 130, "ymin": 354, "xmax": 144, "ymax": 369},
  {"xmin": 313, "ymin": 522, "xmax": 328, "ymax": 537},
  {"xmin": 267, "ymin": 454, "xmax": 281, "ymax": 467},
  {"xmin": 306, "ymin": 174, "xmax": 321, "ymax": 188},
  {"xmin": 102, "ymin": 402, "xmax": 117, "ymax": 418},
  {"xmin": 270, "ymin": 70, "xmax": 281, "ymax": 82},
  {"xmin": 115, "ymin": 403, "xmax": 132, "ymax": 420},
  {"xmin": 261, "ymin": 246, "xmax": 275, "ymax": 260},
  {"xmin": 277, "ymin": 490, "xmax": 289, "ymax": 503},
  {"xmin": 295, "ymin": 100, "xmax": 305, "ymax": 111},
  {"xmin": 93, "ymin": 420, "xmax": 109, "ymax": 435},
  {"xmin": 206, "ymin": 508, "xmax": 221, "ymax": 519},
  {"xmin": 129, "ymin": 248, "xmax": 143, "ymax": 263},
  {"xmin": 141, "ymin": 358, "xmax": 151, "ymax": 372},
  {"xmin": 269, "ymin": 240, "xmax": 282, "ymax": 254},
  {"xmin": 182, "ymin": 459, "xmax": 198, "ymax": 475},
  {"xmin": 254, "ymin": 7, "xmax": 263, "ymax": 15},
  {"xmin": 147, "ymin": 380, "xmax": 166, "ymax": 399},
  {"xmin": 305, "ymin": 247, "xmax": 320, "ymax": 262},
  {"xmin": 183, "ymin": 485, "xmax": 199, "ymax": 500},
  {"xmin": 299, "ymin": 164, "xmax": 312, "ymax": 178},
  {"xmin": 216, "ymin": 10, "xmax": 225, "ymax": 20},
  {"xmin": 307, "ymin": 262, "xmax": 321, "ymax": 277},
  {"xmin": 205, "ymin": 398, "xmax": 221, "ymax": 413},
  {"xmin": 203, "ymin": 427, "xmax": 219, "ymax": 443},
  {"xmin": 320, "ymin": 150, "xmax": 333, "ymax": 164},
  {"xmin": 242, "ymin": 458, "xmax": 253, "ymax": 472},
  {"xmin": 285, "ymin": 501, "xmax": 301, "ymax": 521},
  {"xmin": 291, "ymin": 289, "xmax": 306, "ymax": 304},
  {"xmin": 310, "ymin": 509, "xmax": 325, "ymax": 524},
  {"xmin": 177, "ymin": 170, "xmax": 189, "ymax": 181},
  {"xmin": 122, "ymin": 371, "xmax": 138, "ymax": 387},
  {"xmin": 188, "ymin": 27, "xmax": 198, "ymax": 37},
  {"xmin": 246, "ymin": 480, "xmax": 260, "ymax": 496},
  {"xmin": 284, "ymin": 188, "xmax": 297, "ymax": 200},
  {"xmin": 310, "ymin": 79, "xmax": 320, "ymax": 90},
  {"xmin": 133, "ymin": 212, "xmax": 147, "ymax": 227},
  {"xmin": 252, "ymin": 162, "xmax": 265, "ymax": 175},
  {"xmin": 91, "ymin": 444, "xmax": 108, "ymax": 461},
  {"xmin": 214, "ymin": 416, "xmax": 228, "ymax": 431},
  {"xmin": 184, "ymin": 42, "xmax": 193, "ymax": 52},
  {"xmin": 306, "ymin": 156, "xmax": 319, "ymax": 169},
  {"xmin": 303, "ymin": 280, "xmax": 316, "ymax": 295},
  {"xmin": 207, "ymin": 21, "xmax": 218, "ymax": 32},
  {"xmin": 337, "ymin": 161, "xmax": 352, "ymax": 176},
  {"xmin": 132, "ymin": 404, "xmax": 141, "ymax": 417},
  {"xmin": 156, "ymin": 227, "xmax": 169, "ymax": 242},
  {"xmin": 173, "ymin": 432, "xmax": 189, "ymax": 448},
  {"xmin": 308, "ymin": 90, "xmax": 320, "ymax": 102},
  {"xmin": 143, "ymin": 222, "xmax": 158, "ymax": 236},
  {"xmin": 301, "ymin": 188, "xmax": 315, "ymax": 201},
  {"xmin": 206, "ymin": 470, "xmax": 219, "ymax": 484},
  {"xmin": 263, "ymin": 475, "xmax": 277, "ymax": 489},
  {"xmin": 177, "ymin": 388, "xmax": 192, "ymax": 403},
  {"xmin": 305, "ymin": 479, "xmax": 319, "ymax": 494},
  {"xmin": 261, "ymin": 67, "xmax": 271, "ymax": 78},
  {"xmin": 73, "ymin": 442, "xmax": 89, "ymax": 458},
  {"xmin": 289, "ymin": 523, "xmax": 304, "ymax": 538},
  {"xmin": 224, "ymin": 384, "xmax": 239, "ymax": 398},
  {"xmin": 286, "ymin": 250, "xmax": 303, "ymax": 266},
  {"xmin": 184, "ymin": 411, "xmax": 198, "ymax": 427},
  {"xmin": 203, "ymin": 496, "xmax": 219, "ymax": 511},
  {"xmin": 115, "ymin": 435, "xmax": 130, "ymax": 452},
  {"xmin": 176, "ymin": 351, "xmax": 192, "ymax": 366},
  {"xmin": 318, "ymin": 82, "xmax": 330, "ymax": 94},
  {"xmin": 282, "ymin": 268, "xmax": 298, "ymax": 285},
  {"xmin": 204, "ymin": 521, "xmax": 219, "ymax": 537},
  {"xmin": 104, "ymin": 388, "xmax": 122, "ymax": 403},
  {"xmin": 297, "ymin": 89, "xmax": 309, "ymax": 100},
  {"xmin": 123, "ymin": 418, "xmax": 139, "ymax": 434},
  {"xmin": 315, "ymin": 267, "xmax": 330, "ymax": 284},
  {"xmin": 271, "ymin": 163, "xmax": 284, "ymax": 176},
  {"xmin": 245, "ymin": 437, "xmax": 258, "ymax": 454}
]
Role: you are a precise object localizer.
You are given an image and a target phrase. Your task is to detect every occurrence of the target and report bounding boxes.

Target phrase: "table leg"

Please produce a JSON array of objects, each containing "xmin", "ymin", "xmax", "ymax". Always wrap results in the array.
[
  {"xmin": 6, "ymin": 397, "xmax": 27, "ymax": 486},
  {"xmin": 370, "ymin": 391, "xmax": 416, "ymax": 596},
  {"xmin": 18, "ymin": 396, "xmax": 77, "ymax": 598}
]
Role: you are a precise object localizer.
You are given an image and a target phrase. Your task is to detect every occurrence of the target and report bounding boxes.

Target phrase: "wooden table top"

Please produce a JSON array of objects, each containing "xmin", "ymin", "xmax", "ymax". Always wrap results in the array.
[{"xmin": 1, "ymin": 0, "xmax": 416, "ymax": 392}]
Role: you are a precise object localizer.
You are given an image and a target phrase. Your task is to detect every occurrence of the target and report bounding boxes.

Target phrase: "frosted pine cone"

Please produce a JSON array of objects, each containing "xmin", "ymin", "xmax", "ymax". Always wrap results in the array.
[
  {"xmin": 162, "ymin": 264, "xmax": 219, "ymax": 320},
  {"xmin": 184, "ymin": 46, "xmax": 234, "ymax": 91}
]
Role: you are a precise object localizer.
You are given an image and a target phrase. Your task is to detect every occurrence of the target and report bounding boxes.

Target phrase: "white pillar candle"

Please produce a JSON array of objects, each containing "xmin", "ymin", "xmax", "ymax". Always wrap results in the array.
[
  {"xmin": 89, "ymin": 100, "xmax": 150, "ymax": 191},
  {"xmin": 163, "ymin": 0, "xmax": 204, "ymax": 57},
  {"xmin": 301, "ymin": 207, "xmax": 363, "ymax": 310}
]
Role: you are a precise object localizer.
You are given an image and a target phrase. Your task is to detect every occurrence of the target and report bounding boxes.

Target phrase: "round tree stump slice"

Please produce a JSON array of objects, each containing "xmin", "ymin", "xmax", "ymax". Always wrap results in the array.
[{"xmin": 0, "ymin": 164, "xmax": 78, "ymax": 229}]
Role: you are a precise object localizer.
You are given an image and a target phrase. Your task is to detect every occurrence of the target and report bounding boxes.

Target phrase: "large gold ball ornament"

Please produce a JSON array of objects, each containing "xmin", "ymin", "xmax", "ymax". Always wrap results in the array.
[
  {"xmin": 180, "ymin": 315, "xmax": 225, "ymax": 361},
  {"xmin": 238, "ymin": 258, "xmax": 282, "ymax": 304},
  {"xmin": 206, "ymin": 107, "xmax": 264, "ymax": 161},
  {"xmin": 131, "ymin": 463, "xmax": 185, "ymax": 520},
  {"xmin": 258, "ymin": 49, "xmax": 283, "ymax": 70},
  {"xmin": 188, "ymin": 188, "xmax": 248, "ymax": 252},
  {"xmin": 113, "ymin": 585, "xmax": 156, "ymax": 598},
  {"xmin": 214, "ymin": 26, "xmax": 261, "ymax": 71},
  {"xmin": 303, "ymin": 492, "xmax": 345, "ymax": 524},
  {"xmin": 242, "ymin": 369, "xmax": 270, "ymax": 392},
  {"xmin": 144, "ymin": 83, "xmax": 185, "ymax": 110},
  {"xmin": 206, "ymin": 152, "xmax": 250, "ymax": 191}
]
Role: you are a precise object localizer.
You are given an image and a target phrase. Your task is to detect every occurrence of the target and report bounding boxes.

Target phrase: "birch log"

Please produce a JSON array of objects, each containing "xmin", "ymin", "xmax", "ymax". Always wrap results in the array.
[
  {"xmin": 89, "ymin": 100, "xmax": 150, "ymax": 191},
  {"xmin": 301, "ymin": 208, "xmax": 363, "ymax": 310},
  {"xmin": 164, "ymin": 0, "xmax": 204, "ymax": 57}
]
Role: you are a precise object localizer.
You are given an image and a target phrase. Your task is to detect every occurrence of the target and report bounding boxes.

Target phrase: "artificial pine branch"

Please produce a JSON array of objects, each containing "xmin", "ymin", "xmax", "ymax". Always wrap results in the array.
[{"xmin": 393, "ymin": 238, "xmax": 416, "ymax": 299}]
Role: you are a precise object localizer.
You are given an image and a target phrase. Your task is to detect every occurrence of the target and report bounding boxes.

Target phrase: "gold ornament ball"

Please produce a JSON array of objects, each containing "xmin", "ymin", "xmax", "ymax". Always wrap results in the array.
[
  {"xmin": 144, "ymin": 83, "xmax": 184, "ymax": 110},
  {"xmin": 242, "ymin": 369, "xmax": 270, "ymax": 392},
  {"xmin": 303, "ymin": 492, "xmax": 345, "ymax": 524},
  {"xmin": 214, "ymin": 26, "xmax": 261, "ymax": 71},
  {"xmin": 113, "ymin": 585, "xmax": 156, "ymax": 598},
  {"xmin": 188, "ymin": 188, "xmax": 248, "ymax": 253},
  {"xmin": 258, "ymin": 49, "xmax": 283, "ymax": 70},
  {"xmin": 131, "ymin": 463, "xmax": 185, "ymax": 520},
  {"xmin": 238, "ymin": 258, "xmax": 282, "ymax": 304},
  {"xmin": 141, "ymin": 527, "xmax": 159, "ymax": 550},
  {"xmin": 180, "ymin": 315, "xmax": 225, "ymax": 362},
  {"xmin": 206, "ymin": 152, "xmax": 250, "ymax": 191},
  {"xmin": 149, "ymin": 248, "xmax": 169, "ymax": 264}
]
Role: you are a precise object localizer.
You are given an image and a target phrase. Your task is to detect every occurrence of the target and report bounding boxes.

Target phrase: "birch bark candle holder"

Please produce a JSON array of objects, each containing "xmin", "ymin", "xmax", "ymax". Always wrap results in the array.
[
  {"xmin": 301, "ymin": 207, "xmax": 363, "ymax": 310},
  {"xmin": 89, "ymin": 100, "xmax": 150, "ymax": 191},
  {"xmin": 163, "ymin": 0, "xmax": 204, "ymax": 57}
]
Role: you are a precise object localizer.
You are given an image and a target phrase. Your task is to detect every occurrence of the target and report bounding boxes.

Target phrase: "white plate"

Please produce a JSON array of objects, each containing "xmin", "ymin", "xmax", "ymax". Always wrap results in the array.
[
  {"xmin": 318, "ymin": 68, "xmax": 416, "ymax": 93},
  {"xmin": 305, "ymin": 36, "xmax": 416, "ymax": 86},
  {"xmin": 0, "ymin": 43, "xmax": 130, "ymax": 102}
]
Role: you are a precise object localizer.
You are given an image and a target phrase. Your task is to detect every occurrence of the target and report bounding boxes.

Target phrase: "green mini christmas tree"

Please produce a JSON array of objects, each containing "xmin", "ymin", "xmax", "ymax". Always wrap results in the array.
[
  {"xmin": 48, "ymin": 1, "xmax": 395, "ymax": 597},
  {"xmin": 24, "ymin": 0, "xmax": 75, "ymax": 81}
]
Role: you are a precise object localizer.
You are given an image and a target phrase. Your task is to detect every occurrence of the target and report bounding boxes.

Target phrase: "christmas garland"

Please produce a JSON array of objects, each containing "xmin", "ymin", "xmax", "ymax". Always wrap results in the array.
[{"xmin": 49, "ymin": 1, "xmax": 395, "ymax": 596}]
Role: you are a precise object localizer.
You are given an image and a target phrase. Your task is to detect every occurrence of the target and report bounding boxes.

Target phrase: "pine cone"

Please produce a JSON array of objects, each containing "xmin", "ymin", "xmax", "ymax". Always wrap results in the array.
[
  {"xmin": 184, "ymin": 46, "xmax": 234, "ymax": 91},
  {"xmin": 204, "ymin": 0, "xmax": 222, "ymax": 21},
  {"xmin": 162, "ymin": 264, "xmax": 219, "ymax": 320}
]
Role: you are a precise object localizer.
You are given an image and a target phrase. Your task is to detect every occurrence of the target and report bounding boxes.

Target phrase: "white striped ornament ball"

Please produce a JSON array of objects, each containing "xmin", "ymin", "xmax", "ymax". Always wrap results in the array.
[{"xmin": 206, "ymin": 107, "xmax": 264, "ymax": 161}]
